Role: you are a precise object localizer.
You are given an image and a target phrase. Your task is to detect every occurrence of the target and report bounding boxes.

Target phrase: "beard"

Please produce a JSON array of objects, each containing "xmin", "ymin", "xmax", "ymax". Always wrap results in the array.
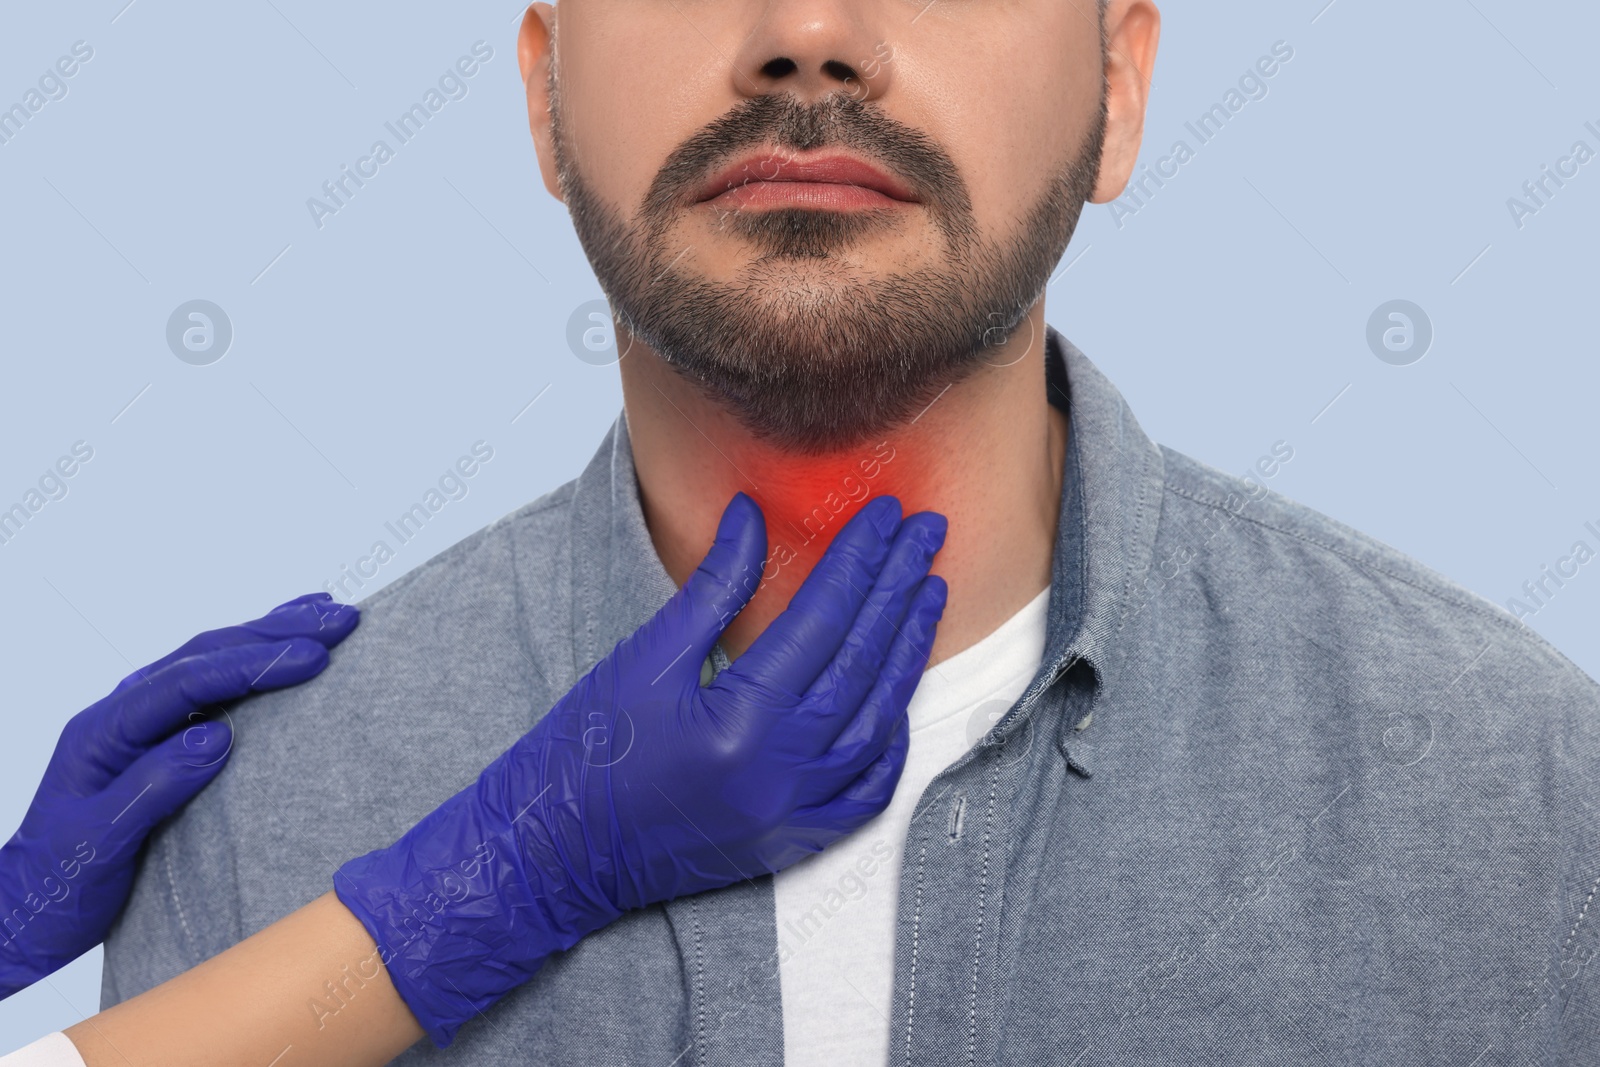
[{"xmin": 550, "ymin": 63, "xmax": 1107, "ymax": 455}]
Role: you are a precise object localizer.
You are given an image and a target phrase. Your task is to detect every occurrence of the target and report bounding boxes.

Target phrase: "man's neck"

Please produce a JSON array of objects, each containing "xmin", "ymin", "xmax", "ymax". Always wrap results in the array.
[{"xmin": 619, "ymin": 306, "xmax": 1067, "ymax": 671}]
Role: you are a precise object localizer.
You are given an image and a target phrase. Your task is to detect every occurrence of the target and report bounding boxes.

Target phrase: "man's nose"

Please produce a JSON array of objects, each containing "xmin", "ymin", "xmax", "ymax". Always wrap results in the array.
[{"xmin": 729, "ymin": 0, "xmax": 895, "ymax": 104}]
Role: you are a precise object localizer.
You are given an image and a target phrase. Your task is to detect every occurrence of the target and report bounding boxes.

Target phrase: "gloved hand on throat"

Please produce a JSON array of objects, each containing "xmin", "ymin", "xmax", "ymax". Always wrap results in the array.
[
  {"xmin": 334, "ymin": 491, "xmax": 948, "ymax": 1048},
  {"xmin": 0, "ymin": 593, "xmax": 359, "ymax": 999}
]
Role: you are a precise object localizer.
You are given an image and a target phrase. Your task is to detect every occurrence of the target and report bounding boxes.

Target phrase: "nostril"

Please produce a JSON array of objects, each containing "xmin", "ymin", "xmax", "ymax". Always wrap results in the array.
[
  {"xmin": 821, "ymin": 59, "xmax": 857, "ymax": 83},
  {"xmin": 762, "ymin": 57, "xmax": 798, "ymax": 78}
]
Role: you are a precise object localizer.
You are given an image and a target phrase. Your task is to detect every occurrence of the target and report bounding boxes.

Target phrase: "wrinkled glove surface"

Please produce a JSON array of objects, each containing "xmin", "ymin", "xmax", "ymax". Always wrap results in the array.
[{"xmin": 335, "ymin": 491, "xmax": 948, "ymax": 1048}]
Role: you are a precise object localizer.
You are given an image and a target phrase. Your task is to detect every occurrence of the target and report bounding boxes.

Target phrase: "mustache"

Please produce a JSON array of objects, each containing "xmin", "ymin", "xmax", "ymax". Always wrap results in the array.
[{"xmin": 639, "ymin": 92, "xmax": 974, "ymax": 237}]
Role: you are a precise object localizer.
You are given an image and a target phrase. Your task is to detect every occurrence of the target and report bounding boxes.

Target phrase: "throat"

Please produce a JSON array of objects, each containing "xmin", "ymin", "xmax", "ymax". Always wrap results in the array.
[{"xmin": 624, "ymin": 320, "xmax": 1066, "ymax": 668}]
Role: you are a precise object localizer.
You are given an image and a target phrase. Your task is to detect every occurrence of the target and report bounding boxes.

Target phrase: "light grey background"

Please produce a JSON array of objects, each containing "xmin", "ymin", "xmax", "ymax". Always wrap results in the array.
[{"xmin": 2, "ymin": 0, "xmax": 1595, "ymax": 1050}]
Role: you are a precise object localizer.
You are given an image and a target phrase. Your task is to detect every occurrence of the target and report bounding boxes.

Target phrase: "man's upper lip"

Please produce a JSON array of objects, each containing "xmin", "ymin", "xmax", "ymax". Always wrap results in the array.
[{"xmin": 693, "ymin": 151, "xmax": 920, "ymax": 204}]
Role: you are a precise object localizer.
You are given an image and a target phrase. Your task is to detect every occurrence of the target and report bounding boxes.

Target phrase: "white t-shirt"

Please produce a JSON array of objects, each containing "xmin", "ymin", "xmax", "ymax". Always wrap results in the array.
[
  {"xmin": 0, "ymin": 1033, "xmax": 83, "ymax": 1066},
  {"xmin": 775, "ymin": 585, "xmax": 1051, "ymax": 1066}
]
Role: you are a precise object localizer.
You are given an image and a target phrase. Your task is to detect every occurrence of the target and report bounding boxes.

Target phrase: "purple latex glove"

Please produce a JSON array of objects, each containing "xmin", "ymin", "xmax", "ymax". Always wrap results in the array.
[
  {"xmin": 335, "ymin": 491, "xmax": 948, "ymax": 1047},
  {"xmin": 0, "ymin": 592, "xmax": 359, "ymax": 998}
]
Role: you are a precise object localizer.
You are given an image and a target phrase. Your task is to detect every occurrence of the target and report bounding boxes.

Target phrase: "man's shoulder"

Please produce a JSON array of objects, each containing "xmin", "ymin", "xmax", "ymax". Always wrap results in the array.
[
  {"xmin": 244, "ymin": 473, "xmax": 585, "ymax": 767},
  {"xmin": 1153, "ymin": 445, "xmax": 1600, "ymax": 712},
  {"xmin": 291, "ymin": 477, "xmax": 585, "ymax": 727},
  {"xmin": 349, "ymin": 477, "xmax": 578, "ymax": 622}
]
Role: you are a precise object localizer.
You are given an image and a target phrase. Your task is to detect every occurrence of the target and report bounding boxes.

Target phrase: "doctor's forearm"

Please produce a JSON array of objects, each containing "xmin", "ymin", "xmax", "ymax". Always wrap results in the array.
[{"xmin": 64, "ymin": 892, "xmax": 428, "ymax": 1067}]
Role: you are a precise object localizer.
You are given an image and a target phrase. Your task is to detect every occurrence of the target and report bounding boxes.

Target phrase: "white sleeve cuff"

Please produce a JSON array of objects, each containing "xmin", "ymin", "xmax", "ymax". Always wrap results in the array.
[{"xmin": 0, "ymin": 1032, "xmax": 87, "ymax": 1067}]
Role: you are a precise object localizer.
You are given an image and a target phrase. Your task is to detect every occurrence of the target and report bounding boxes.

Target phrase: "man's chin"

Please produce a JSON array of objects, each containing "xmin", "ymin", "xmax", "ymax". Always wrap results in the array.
[
  {"xmin": 631, "ymin": 287, "xmax": 996, "ymax": 454},
  {"xmin": 711, "ymin": 257, "xmax": 876, "ymax": 297},
  {"xmin": 681, "ymin": 204, "xmax": 917, "ymax": 263},
  {"xmin": 678, "ymin": 230, "xmax": 918, "ymax": 269}
]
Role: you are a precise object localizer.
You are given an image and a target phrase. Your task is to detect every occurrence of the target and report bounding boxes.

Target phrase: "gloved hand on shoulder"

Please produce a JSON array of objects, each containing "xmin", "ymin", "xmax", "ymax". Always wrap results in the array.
[{"xmin": 0, "ymin": 593, "xmax": 360, "ymax": 999}]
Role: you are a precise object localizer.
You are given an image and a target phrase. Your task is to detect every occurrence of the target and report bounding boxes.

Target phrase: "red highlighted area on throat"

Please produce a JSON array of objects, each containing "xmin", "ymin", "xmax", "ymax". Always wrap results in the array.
[{"xmin": 740, "ymin": 438, "xmax": 931, "ymax": 593}]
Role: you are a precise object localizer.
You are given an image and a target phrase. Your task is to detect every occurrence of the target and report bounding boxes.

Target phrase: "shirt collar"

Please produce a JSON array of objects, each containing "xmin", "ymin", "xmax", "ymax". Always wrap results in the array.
[
  {"xmin": 1030, "ymin": 325, "xmax": 1166, "ymax": 765},
  {"xmin": 566, "ymin": 324, "xmax": 1165, "ymax": 746}
]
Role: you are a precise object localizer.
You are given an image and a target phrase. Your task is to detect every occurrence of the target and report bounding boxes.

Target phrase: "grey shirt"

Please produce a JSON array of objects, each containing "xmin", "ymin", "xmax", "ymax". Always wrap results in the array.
[{"xmin": 103, "ymin": 328, "xmax": 1600, "ymax": 1064}]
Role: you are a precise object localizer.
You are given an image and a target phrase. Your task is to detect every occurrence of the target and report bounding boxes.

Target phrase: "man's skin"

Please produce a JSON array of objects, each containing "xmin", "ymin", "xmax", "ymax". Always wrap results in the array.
[{"xmin": 515, "ymin": 1, "xmax": 1161, "ymax": 667}]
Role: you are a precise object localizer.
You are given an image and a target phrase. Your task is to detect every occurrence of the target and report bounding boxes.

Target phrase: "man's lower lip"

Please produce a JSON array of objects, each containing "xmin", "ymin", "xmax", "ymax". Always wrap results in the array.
[{"xmin": 700, "ymin": 181, "xmax": 916, "ymax": 211}]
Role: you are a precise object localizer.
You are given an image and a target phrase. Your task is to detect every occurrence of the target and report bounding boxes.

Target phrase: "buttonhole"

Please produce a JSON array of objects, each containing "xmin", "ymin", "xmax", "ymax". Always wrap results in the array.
[{"xmin": 947, "ymin": 793, "xmax": 967, "ymax": 842}]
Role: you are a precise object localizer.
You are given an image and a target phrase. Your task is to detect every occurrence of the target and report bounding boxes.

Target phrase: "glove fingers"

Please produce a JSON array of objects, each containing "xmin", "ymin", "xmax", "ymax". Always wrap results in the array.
[
  {"xmin": 620, "ymin": 492, "xmax": 768, "ymax": 689},
  {"xmin": 790, "ymin": 715, "xmax": 911, "ymax": 842},
  {"xmin": 93, "ymin": 722, "xmax": 233, "ymax": 851},
  {"xmin": 795, "ymin": 575, "xmax": 945, "ymax": 805},
  {"xmin": 720, "ymin": 495, "xmax": 903, "ymax": 701},
  {"xmin": 111, "ymin": 594, "xmax": 358, "ymax": 693},
  {"xmin": 98, "ymin": 638, "xmax": 331, "ymax": 763},
  {"xmin": 797, "ymin": 513, "xmax": 947, "ymax": 745}
]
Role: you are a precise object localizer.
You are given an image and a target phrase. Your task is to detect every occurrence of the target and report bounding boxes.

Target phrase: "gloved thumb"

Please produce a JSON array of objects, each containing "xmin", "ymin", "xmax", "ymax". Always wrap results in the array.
[
  {"xmin": 93, "ymin": 720, "xmax": 233, "ymax": 853},
  {"xmin": 619, "ymin": 491, "xmax": 766, "ymax": 690}
]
